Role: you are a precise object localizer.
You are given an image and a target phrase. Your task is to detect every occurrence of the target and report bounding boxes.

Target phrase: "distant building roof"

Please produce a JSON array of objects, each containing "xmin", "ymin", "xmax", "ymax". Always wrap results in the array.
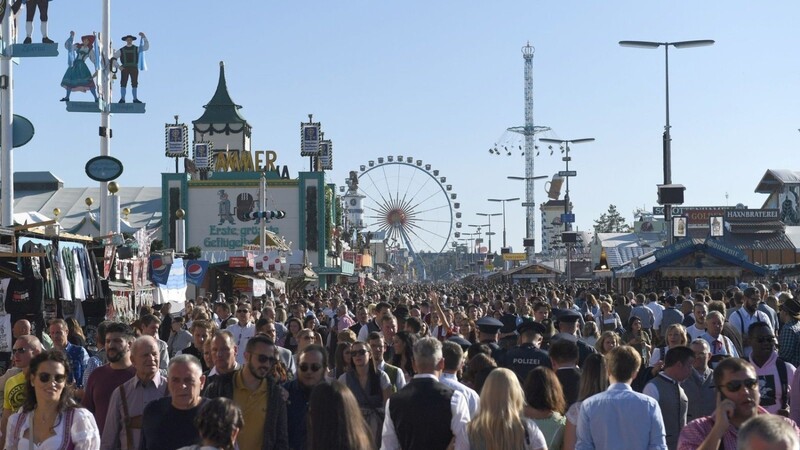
[
  {"xmin": 755, "ymin": 169, "xmax": 800, "ymax": 193},
  {"xmin": 13, "ymin": 171, "xmax": 63, "ymax": 191},
  {"xmin": 14, "ymin": 185, "xmax": 161, "ymax": 235},
  {"xmin": 193, "ymin": 61, "xmax": 251, "ymax": 128}
]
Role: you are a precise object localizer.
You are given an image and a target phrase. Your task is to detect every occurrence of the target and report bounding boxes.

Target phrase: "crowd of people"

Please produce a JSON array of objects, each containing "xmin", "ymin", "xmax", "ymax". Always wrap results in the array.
[{"xmin": 0, "ymin": 280, "xmax": 800, "ymax": 449}]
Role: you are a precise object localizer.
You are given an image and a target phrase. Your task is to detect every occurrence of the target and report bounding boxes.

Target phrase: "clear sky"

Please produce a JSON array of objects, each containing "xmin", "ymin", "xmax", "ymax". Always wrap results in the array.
[{"xmin": 8, "ymin": 1, "xmax": 800, "ymax": 253}]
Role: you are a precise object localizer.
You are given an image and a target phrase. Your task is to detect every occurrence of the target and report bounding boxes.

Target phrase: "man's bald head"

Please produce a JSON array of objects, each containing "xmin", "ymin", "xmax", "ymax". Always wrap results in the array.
[{"xmin": 12, "ymin": 319, "xmax": 30, "ymax": 338}]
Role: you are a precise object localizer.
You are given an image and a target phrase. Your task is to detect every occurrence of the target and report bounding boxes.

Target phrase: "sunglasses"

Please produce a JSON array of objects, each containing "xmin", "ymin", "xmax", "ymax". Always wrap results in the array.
[
  {"xmin": 254, "ymin": 354, "xmax": 277, "ymax": 364},
  {"xmin": 719, "ymin": 378, "xmax": 758, "ymax": 392},
  {"xmin": 756, "ymin": 336, "xmax": 776, "ymax": 343},
  {"xmin": 12, "ymin": 347, "xmax": 28, "ymax": 354},
  {"xmin": 38, "ymin": 372, "xmax": 67, "ymax": 384},
  {"xmin": 300, "ymin": 363, "xmax": 322, "ymax": 373},
  {"xmin": 351, "ymin": 350, "xmax": 368, "ymax": 357}
]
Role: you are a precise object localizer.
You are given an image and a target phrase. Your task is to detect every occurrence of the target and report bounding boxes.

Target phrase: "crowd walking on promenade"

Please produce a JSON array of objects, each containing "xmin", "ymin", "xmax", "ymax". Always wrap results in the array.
[{"xmin": 1, "ymin": 280, "xmax": 800, "ymax": 449}]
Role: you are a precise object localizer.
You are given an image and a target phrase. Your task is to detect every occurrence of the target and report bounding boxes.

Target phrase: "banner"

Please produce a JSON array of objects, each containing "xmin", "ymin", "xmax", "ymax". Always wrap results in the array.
[
  {"xmin": 300, "ymin": 123, "xmax": 320, "ymax": 156},
  {"xmin": 165, "ymin": 124, "xmax": 189, "ymax": 157},
  {"xmin": 318, "ymin": 140, "xmax": 332, "ymax": 170},
  {"xmin": 103, "ymin": 244, "xmax": 116, "ymax": 279},
  {"xmin": 149, "ymin": 254, "xmax": 172, "ymax": 285},
  {"xmin": 155, "ymin": 257, "xmax": 186, "ymax": 311},
  {"xmin": 185, "ymin": 260, "xmax": 209, "ymax": 285},
  {"xmin": 193, "ymin": 142, "xmax": 213, "ymax": 169}
]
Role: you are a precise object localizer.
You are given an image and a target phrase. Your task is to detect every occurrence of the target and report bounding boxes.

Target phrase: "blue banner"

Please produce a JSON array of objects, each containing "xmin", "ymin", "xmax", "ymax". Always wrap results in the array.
[{"xmin": 185, "ymin": 260, "xmax": 209, "ymax": 286}]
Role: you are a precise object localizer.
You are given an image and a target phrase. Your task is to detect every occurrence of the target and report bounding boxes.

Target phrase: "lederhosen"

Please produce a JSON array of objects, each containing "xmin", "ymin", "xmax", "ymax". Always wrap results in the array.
[
  {"xmin": 119, "ymin": 46, "xmax": 139, "ymax": 87},
  {"xmin": 119, "ymin": 387, "xmax": 143, "ymax": 450}
]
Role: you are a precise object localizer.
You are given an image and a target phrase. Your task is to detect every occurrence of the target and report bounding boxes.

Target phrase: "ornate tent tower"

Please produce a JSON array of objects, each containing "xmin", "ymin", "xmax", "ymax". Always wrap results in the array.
[{"xmin": 192, "ymin": 61, "xmax": 252, "ymax": 154}]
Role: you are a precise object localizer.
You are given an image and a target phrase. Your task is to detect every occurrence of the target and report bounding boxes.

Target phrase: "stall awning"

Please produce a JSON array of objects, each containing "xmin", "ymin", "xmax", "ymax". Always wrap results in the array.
[
  {"xmin": 660, "ymin": 267, "xmax": 742, "ymax": 278},
  {"xmin": 634, "ymin": 238, "xmax": 767, "ymax": 277}
]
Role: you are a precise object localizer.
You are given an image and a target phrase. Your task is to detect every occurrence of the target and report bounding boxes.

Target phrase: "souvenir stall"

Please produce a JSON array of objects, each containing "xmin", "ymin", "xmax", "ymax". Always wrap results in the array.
[{"xmin": 0, "ymin": 224, "xmax": 106, "ymax": 360}]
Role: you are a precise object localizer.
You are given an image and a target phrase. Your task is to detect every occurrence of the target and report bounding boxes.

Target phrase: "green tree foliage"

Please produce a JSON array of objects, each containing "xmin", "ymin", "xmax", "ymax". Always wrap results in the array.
[{"xmin": 593, "ymin": 204, "xmax": 631, "ymax": 233}]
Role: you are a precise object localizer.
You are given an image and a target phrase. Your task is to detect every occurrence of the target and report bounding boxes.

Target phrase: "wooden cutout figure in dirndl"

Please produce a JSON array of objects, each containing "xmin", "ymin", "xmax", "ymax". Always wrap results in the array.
[{"xmin": 60, "ymin": 32, "xmax": 98, "ymax": 102}]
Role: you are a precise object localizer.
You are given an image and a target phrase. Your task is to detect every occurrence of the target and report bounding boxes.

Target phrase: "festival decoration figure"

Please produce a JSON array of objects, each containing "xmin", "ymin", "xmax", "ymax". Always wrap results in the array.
[
  {"xmin": 60, "ymin": 32, "xmax": 98, "ymax": 102},
  {"xmin": 112, "ymin": 32, "xmax": 148, "ymax": 103},
  {"xmin": 10, "ymin": 0, "xmax": 53, "ymax": 44},
  {"xmin": 217, "ymin": 190, "xmax": 235, "ymax": 225}
]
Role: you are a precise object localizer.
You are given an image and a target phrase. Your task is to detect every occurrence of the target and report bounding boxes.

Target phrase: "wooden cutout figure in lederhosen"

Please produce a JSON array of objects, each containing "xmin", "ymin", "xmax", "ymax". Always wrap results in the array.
[
  {"xmin": 10, "ymin": 0, "xmax": 53, "ymax": 44},
  {"xmin": 112, "ymin": 32, "xmax": 148, "ymax": 103}
]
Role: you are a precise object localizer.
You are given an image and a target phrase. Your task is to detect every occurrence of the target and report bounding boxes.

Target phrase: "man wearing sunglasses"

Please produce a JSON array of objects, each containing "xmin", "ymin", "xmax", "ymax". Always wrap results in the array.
[
  {"xmin": 229, "ymin": 303, "xmax": 256, "ymax": 365},
  {"xmin": 0, "ymin": 335, "xmax": 42, "ymax": 447},
  {"xmin": 204, "ymin": 334, "xmax": 288, "ymax": 450},
  {"xmin": 678, "ymin": 358, "xmax": 800, "ymax": 450},
  {"xmin": 284, "ymin": 344, "xmax": 327, "ymax": 450}
]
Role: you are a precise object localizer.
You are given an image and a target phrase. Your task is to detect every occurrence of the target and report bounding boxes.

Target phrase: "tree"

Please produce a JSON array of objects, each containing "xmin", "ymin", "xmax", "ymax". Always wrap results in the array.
[{"xmin": 594, "ymin": 204, "xmax": 631, "ymax": 233}]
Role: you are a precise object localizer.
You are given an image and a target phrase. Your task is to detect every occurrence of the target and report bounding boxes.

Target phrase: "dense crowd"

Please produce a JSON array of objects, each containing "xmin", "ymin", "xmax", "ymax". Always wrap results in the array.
[{"xmin": 1, "ymin": 280, "xmax": 800, "ymax": 449}]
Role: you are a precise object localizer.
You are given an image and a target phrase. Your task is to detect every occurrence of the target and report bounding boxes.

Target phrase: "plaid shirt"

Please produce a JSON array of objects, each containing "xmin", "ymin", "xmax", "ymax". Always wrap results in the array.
[
  {"xmin": 678, "ymin": 407, "xmax": 800, "ymax": 450},
  {"xmin": 779, "ymin": 319, "xmax": 800, "ymax": 367}
]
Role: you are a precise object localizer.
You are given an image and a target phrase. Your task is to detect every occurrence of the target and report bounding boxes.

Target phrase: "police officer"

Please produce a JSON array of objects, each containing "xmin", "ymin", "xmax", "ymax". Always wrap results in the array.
[
  {"xmin": 500, "ymin": 320, "xmax": 551, "ymax": 383},
  {"xmin": 552, "ymin": 309, "xmax": 597, "ymax": 366},
  {"xmin": 475, "ymin": 317, "xmax": 503, "ymax": 356}
]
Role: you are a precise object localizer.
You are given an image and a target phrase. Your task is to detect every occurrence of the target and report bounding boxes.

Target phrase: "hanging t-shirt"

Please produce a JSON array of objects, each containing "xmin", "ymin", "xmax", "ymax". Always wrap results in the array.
[
  {"xmin": 0, "ymin": 279, "xmax": 10, "ymax": 315},
  {"xmin": 72, "ymin": 250, "xmax": 86, "ymax": 301},
  {"xmin": 5, "ymin": 278, "xmax": 43, "ymax": 318},
  {"xmin": 0, "ymin": 314, "xmax": 11, "ymax": 353},
  {"xmin": 56, "ymin": 247, "xmax": 72, "ymax": 301}
]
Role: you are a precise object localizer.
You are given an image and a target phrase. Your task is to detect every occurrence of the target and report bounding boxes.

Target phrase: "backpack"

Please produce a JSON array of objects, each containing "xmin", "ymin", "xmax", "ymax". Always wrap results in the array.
[{"xmin": 776, "ymin": 357, "xmax": 789, "ymax": 411}]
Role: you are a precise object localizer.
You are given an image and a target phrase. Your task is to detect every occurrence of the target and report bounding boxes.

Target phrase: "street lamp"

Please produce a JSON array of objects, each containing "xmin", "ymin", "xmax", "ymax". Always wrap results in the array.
[
  {"xmin": 476, "ymin": 212, "xmax": 501, "ymax": 253},
  {"xmin": 619, "ymin": 39, "xmax": 714, "ymax": 244},
  {"xmin": 488, "ymin": 197, "xmax": 520, "ymax": 249},
  {"xmin": 539, "ymin": 137, "xmax": 595, "ymax": 284},
  {"xmin": 508, "ymin": 175, "xmax": 547, "ymax": 261}
]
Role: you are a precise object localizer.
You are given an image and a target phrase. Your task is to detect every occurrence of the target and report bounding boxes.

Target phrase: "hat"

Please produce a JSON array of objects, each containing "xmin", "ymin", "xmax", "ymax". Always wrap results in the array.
[
  {"xmin": 447, "ymin": 335, "xmax": 472, "ymax": 350},
  {"xmin": 476, "ymin": 317, "xmax": 503, "ymax": 334},
  {"xmin": 553, "ymin": 309, "xmax": 582, "ymax": 323},
  {"xmin": 517, "ymin": 320, "xmax": 547, "ymax": 336},
  {"xmin": 393, "ymin": 307, "xmax": 410, "ymax": 320},
  {"xmin": 781, "ymin": 296, "xmax": 800, "ymax": 319},
  {"xmin": 499, "ymin": 314, "xmax": 518, "ymax": 334},
  {"xmin": 121, "ymin": 34, "xmax": 138, "ymax": 41}
]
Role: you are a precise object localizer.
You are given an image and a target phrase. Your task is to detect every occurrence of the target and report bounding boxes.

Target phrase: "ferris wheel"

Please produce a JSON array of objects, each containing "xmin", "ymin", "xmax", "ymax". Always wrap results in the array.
[{"xmin": 343, "ymin": 155, "xmax": 461, "ymax": 269}]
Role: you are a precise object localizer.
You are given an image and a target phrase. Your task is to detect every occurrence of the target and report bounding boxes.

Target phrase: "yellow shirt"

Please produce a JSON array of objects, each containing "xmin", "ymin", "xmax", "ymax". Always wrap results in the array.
[
  {"xmin": 233, "ymin": 370, "xmax": 268, "ymax": 450},
  {"xmin": 3, "ymin": 372, "xmax": 26, "ymax": 412}
]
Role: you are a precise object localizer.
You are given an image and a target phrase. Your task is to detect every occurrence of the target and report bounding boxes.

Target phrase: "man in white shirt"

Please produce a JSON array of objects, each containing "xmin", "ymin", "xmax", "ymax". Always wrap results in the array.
[
  {"xmin": 729, "ymin": 288, "xmax": 773, "ymax": 356},
  {"xmin": 686, "ymin": 303, "xmax": 709, "ymax": 341},
  {"xmin": 440, "ymin": 341, "xmax": 479, "ymax": 416},
  {"xmin": 646, "ymin": 293, "xmax": 665, "ymax": 339},
  {"xmin": 381, "ymin": 337, "xmax": 470, "ymax": 450},
  {"xmin": 227, "ymin": 303, "xmax": 256, "ymax": 365}
]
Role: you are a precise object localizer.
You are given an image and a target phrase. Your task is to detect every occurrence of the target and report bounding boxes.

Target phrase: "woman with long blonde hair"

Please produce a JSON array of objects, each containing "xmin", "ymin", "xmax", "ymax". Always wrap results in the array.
[{"xmin": 467, "ymin": 368, "xmax": 547, "ymax": 450}]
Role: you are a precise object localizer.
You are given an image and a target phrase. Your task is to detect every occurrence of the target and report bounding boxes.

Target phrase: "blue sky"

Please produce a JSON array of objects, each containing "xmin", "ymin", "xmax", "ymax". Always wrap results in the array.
[{"xmin": 9, "ymin": 2, "xmax": 800, "ymax": 253}]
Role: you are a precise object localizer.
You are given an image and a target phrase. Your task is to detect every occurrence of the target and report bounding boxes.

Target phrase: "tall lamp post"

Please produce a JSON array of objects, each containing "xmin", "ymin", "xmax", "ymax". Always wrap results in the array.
[
  {"xmin": 476, "ymin": 212, "xmax": 501, "ymax": 254},
  {"xmin": 468, "ymin": 224, "xmax": 488, "ymax": 273},
  {"xmin": 488, "ymin": 197, "xmax": 519, "ymax": 249},
  {"xmin": 508, "ymin": 175, "xmax": 547, "ymax": 262},
  {"xmin": 539, "ymin": 137, "xmax": 594, "ymax": 284},
  {"xmin": 619, "ymin": 39, "xmax": 714, "ymax": 244}
]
